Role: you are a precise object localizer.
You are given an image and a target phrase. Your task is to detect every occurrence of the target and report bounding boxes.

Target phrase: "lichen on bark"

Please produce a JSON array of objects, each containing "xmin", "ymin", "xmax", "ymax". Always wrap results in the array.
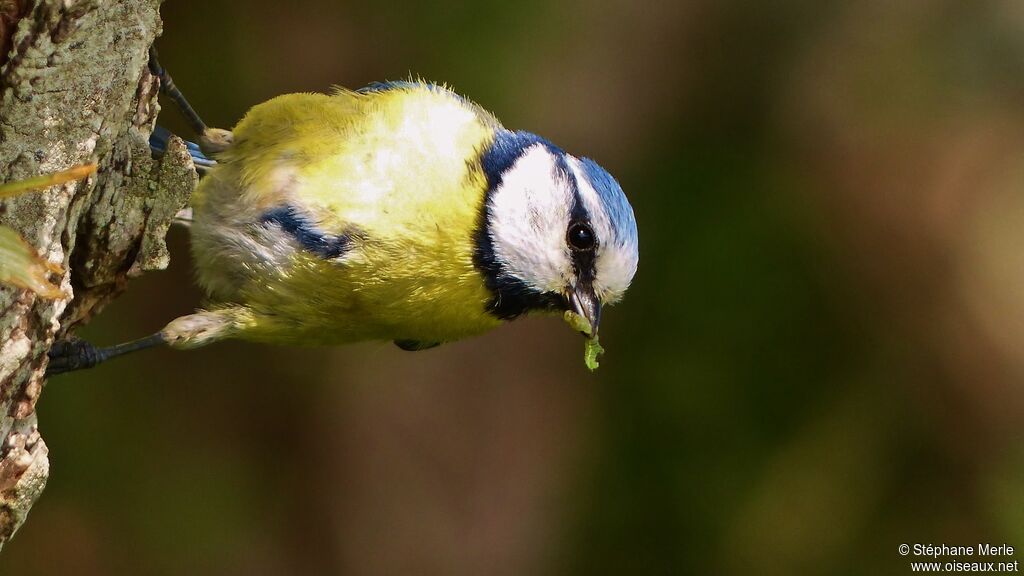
[{"xmin": 0, "ymin": 0, "xmax": 195, "ymax": 549}]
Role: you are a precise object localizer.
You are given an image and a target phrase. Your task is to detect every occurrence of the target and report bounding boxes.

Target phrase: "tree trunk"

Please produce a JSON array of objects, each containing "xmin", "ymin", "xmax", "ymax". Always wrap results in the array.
[{"xmin": 0, "ymin": 0, "xmax": 194, "ymax": 549}]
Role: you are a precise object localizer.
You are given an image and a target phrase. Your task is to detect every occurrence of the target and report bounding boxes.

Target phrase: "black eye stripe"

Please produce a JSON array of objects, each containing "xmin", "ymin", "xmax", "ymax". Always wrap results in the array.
[{"xmin": 563, "ymin": 163, "xmax": 599, "ymax": 287}]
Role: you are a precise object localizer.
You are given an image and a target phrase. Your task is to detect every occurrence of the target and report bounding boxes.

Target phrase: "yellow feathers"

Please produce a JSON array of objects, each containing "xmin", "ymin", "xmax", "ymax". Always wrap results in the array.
[{"xmin": 184, "ymin": 83, "xmax": 502, "ymax": 347}]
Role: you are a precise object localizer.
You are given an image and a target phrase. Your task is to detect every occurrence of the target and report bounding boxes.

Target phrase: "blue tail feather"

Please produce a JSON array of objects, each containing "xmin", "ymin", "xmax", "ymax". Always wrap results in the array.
[{"xmin": 150, "ymin": 126, "xmax": 216, "ymax": 170}]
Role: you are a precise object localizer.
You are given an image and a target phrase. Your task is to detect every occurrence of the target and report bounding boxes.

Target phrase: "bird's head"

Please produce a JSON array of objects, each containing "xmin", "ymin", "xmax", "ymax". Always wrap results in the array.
[{"xmin": 475, "ymin": 130, "xmax": 639, "ymax": 337}]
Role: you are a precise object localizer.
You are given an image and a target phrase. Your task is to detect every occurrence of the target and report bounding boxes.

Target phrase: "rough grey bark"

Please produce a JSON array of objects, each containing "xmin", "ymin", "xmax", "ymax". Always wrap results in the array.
[{"xmin": 0, "ymin": 0, "xmax": 195, "ymax": 549}]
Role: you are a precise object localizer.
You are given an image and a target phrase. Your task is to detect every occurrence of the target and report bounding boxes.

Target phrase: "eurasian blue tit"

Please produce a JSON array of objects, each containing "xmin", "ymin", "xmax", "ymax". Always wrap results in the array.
[{"xmin": 49, "ymin": 80, "xmax": 638, "ymax": 373}]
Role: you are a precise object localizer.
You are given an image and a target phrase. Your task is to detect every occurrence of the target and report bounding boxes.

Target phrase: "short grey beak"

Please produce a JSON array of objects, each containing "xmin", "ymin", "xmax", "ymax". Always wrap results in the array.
[{"xmin": 568, "ymin": 285, "xmax": 602, "ymax": 337}]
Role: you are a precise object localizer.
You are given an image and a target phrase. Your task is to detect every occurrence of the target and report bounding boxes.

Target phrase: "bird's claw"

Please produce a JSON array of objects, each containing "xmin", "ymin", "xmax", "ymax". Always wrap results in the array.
[{"xmin": 46, "ymin": 338, "xmax": 102, "ymax": 376}]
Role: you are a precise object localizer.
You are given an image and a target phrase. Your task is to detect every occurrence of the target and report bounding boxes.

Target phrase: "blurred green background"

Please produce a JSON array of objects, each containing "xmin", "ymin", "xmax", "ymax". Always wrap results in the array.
[{"xmin": 5, "ymin": 0, "xmax": 1024, "ymax": 574}]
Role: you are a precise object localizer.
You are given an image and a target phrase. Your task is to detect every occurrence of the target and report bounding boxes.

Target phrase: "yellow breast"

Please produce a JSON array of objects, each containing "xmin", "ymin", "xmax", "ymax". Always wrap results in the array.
[{"xmin": 190, "ymin": 83, "xmax": 504, "ymax": 346}]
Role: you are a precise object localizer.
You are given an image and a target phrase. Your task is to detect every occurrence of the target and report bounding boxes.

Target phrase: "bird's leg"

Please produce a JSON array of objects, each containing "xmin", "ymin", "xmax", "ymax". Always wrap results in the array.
[
  {"xmin": 147, "ymin": 47, "xmax": 207, "ymax": 137},
  {"xmin": 46, "ymin": 333, "xmax": 167, "ymax": 376},
  {"xmin": 46, "ymin": 308, "xmax": 248, "ymax": 376},
  {"xmin": 148, "ymin": 46, "xmax": 234, "ymax": 154}
]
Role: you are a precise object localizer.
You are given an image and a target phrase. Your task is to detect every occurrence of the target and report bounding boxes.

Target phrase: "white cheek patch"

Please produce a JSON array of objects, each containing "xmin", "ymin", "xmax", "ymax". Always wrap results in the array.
[
  {"xmin": 487, "ymin": 146, "xmax": 574, "ymax": 293},
  {"xmin": 567, "ymin": 157, "xmax": 639, "ymax": 303}
]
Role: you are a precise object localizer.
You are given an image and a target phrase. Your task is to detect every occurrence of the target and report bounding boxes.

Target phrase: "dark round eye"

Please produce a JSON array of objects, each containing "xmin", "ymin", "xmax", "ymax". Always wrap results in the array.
[{"xmin": 567, "ymin": 222, "xmax": 596, "ymax": 251}]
